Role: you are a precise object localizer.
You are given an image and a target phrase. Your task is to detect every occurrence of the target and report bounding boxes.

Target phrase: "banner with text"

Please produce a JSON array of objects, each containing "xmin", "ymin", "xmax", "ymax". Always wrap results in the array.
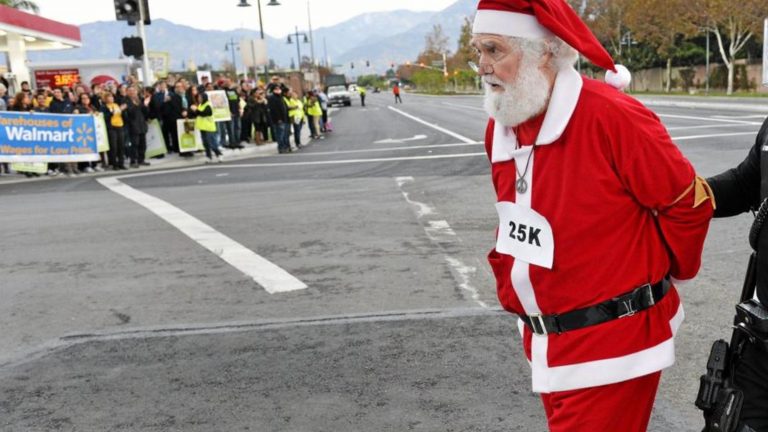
[{"xmin": 0, "ymin": 112, "xmax": 99, "ymax": 163}]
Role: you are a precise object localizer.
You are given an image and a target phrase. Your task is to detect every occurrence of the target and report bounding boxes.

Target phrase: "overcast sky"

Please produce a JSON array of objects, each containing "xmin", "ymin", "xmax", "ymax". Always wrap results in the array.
[{"xmin": 33, "ymin": 0, "xmax": 458, "ymax": 37}]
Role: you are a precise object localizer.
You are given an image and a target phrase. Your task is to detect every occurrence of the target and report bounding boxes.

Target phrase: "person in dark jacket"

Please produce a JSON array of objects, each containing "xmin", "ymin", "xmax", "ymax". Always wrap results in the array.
[
  {"xmin": 101, "ymin": 92, "xmax": 127, "ymax": 170},
  {"xmin": 248, "ymin": 88, "xmax": 270, "ymax": 145},
  {"xmin": 124, "ymin": 86, "xmax": 150, "ymax": 168},
  {"xmin": 165, "ymin": 81, "xmax": 189, "ymax": 155},
  {"xmin": 48, "ymin": 88, "xmax": 74, "ymax": 114},
  {"xmin": 267, "ymin": 86, "xmax": 290, "ymax": 153},
  {"xmin": 705, "ymin": 117, "xmax": 768, "ymax": 432},
  {"xmin": 48, "ymin": 88, "xmax": 77, "ymax": 175}
]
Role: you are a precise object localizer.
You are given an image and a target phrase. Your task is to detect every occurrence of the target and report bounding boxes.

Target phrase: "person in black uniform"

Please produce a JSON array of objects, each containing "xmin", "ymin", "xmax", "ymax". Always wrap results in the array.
[{"xmin": 706, "ymin": 116, "xmax": 768, "ymax": 432}]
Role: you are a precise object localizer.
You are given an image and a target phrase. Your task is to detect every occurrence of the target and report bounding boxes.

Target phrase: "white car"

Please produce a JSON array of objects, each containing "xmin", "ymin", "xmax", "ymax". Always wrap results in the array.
[{"xmin": 327, "ymin": 85, "xmax": 352, "ymax": 107}]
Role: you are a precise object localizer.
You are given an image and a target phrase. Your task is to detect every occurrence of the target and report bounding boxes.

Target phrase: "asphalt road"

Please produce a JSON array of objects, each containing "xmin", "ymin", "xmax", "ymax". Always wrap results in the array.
[{"xmin": 1, "ymin": 90, "xmax": 765, "ymax": 431}]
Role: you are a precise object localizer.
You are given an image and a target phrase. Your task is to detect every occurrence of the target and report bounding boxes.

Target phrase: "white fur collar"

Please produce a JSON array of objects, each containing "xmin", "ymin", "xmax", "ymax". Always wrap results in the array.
[{"xmin": 491, "ymin": 67, "xmax": 583, "ymax": 163}]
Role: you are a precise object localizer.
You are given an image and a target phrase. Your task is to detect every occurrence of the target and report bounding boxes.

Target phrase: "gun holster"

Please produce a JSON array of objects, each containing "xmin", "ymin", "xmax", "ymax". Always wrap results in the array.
[{"xmin": 696, "ymin": 340, "xmax": 744, "ymax": 432}]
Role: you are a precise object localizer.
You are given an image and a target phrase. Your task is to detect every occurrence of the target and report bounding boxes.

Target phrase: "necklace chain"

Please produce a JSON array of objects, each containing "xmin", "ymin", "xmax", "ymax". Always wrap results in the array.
[{"xmin": 515, "ymin": 143, "xmax": 536, "ymax": 193}]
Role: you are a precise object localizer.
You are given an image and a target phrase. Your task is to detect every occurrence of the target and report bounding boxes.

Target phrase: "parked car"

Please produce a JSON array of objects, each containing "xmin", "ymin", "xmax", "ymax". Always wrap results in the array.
[{"xmin": 327, "ymin": 85, "xmax": 352, "ymax": 107}]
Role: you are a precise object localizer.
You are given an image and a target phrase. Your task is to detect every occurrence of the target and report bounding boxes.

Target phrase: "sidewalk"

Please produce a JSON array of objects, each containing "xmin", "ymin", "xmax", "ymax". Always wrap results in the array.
[{"xmin": 0, "ymin": 124, "xmax": 314, "ymax": 185}]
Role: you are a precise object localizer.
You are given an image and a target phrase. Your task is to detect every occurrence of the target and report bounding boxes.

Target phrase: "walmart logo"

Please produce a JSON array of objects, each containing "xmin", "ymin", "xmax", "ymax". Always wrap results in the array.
[{"xmin": 75, "ymin": 124, "xmax": 94, "ymax": 147}]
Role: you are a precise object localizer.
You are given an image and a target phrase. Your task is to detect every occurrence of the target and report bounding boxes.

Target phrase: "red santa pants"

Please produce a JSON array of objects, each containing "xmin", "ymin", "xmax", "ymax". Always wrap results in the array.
[{"xmin": 540, "ymin": 371, "xmax": 661, "ymax": 432}]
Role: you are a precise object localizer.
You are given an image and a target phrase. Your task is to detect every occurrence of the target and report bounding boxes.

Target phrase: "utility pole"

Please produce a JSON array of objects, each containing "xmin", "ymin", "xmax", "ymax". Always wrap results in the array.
[
  {"xmin": 307, "ymin": 1, "xmax": 316, "ymax": 68},
  {"xmin": 323, "ymin": 37, "xmax": 329, "ymax": 67},
  {"xmin": 294, "ymin": 27, "xmax": 302, "ymax": 71},
  {"xmin": 225, "ymin": 38, "xmax": 239, "ymax": 77},
  {"xmin": 705, "ymin": 28, "xmax": 710, "ymax": 95},
  {"xmin": 137, "ymin": 0, "xmax": 152, "ymax": 84}
]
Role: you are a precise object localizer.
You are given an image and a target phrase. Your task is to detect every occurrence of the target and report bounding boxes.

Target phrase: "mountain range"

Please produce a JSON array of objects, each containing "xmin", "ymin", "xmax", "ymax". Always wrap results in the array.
[{"xmin": 27, "ymin": 0, "xmax": 477, "ymax": 76}]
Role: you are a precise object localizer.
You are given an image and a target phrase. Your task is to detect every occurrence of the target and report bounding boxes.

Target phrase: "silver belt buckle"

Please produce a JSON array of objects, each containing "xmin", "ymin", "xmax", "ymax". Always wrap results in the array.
[{"xmin": 529, "ymin": 313, "xmax": 548, "ymax": 335}]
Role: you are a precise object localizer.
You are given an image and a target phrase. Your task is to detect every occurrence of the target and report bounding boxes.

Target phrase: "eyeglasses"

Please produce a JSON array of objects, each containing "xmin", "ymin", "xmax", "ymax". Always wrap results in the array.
[{"xmin": 468, "ymin": 40, "xmax": 513, "ymax": 75}]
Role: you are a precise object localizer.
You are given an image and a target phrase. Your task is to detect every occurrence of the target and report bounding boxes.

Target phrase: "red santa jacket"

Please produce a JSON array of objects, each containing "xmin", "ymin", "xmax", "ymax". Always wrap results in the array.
[{"xmin": 485, "ymin": 67, "xmax": 713, "ymax": 393}]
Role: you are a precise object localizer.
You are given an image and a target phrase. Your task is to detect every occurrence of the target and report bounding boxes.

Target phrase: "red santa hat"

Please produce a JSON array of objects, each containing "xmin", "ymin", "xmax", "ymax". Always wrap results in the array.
[{"xmin": 473, "ymin": 0, "xmax": 631, "ymax": 90}]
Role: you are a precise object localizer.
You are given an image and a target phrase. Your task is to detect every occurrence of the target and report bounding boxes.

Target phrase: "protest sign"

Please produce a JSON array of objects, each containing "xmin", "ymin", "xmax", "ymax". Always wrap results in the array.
[
  {"xmin": 0, "ymin": 112, "xmax": 99, "ymax": 163},
  {"xmin": 177, "ymin": 119, "xmax": 204, "ymax": 153},
  {"xmin": 206, "ymin": 90, "xmax": 232, "ymax": 122},
  {"xmin": 146, "ymin": 120, "xmax": 168, "ymax": 159},
  {"xmin": 94, "ymin": 113, "xmax": 110, "ymax": 153},
  {"xmin": 11, "ymin": 162, "xmax": 48, "ymax": 174}
]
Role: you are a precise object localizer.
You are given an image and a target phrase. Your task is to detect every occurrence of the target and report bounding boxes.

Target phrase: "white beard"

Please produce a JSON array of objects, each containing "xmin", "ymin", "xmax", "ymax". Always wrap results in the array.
[{"xmin": 483, "ymin": 60, "xmax": 551, "ymax": 127}]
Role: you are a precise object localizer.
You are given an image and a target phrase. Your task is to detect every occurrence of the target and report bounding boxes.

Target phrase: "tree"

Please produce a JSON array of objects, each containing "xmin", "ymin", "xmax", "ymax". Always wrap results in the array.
[
  {"xmin": 449, "ymin": 17, "xmax": 475, "ymax": 72},
  {"xmin": 411, "ymin": 69, "xmax": 444, "ymax": 93},
  {"xmin": 417, "ymin": 24, "xmax": 450, "ymax": 66},
  {"xmin": 581, "ymin": 0, "xmax": 633, "ymax": 65},
  {"xmin": 357, "ymin": 74, "xmax": 386, "ymax": 89},
  {"xmin": 0, "ymin": 0, "xmax": 39, "ymax": 13},
  {"xmin": 624, "ymin": 0, "xmax": 696, "ymax": 92},
  {"xmin": 692, "ymin": 0, "xmax": 768, "ymax": 94}
]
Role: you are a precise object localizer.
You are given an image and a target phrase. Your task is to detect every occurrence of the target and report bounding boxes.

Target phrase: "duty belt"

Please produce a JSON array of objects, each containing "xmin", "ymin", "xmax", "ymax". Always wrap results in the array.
[{"xmin": 520, "ymin": 278, "xmax": 671, "ymax": 336}]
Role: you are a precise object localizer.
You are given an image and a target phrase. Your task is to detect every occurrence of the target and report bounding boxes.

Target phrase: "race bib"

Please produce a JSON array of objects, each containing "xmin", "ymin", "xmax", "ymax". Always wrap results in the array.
[{"xmin": 495, "ymin": 201, "xmax": 554, "ymax": 269}]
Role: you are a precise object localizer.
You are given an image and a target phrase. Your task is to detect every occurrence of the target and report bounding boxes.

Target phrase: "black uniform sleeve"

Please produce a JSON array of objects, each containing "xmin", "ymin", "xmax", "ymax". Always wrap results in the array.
[{"xmin": 707, "ymin": 118, "xmax": 767, "ymax": 217}]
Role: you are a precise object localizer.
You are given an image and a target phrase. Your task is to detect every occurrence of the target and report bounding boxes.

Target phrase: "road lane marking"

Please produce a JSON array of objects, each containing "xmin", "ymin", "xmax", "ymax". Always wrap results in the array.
[
  {"xmin": 395, "ymin": 176, "xmax": 489, "ymax": 309},
  {"xmin": 374, "ymin": 134, "xmax": 428, "ymax": 144},
  {"xmin": 666, "ymin": 123, "xmax": 759, "ymax": 131},
  {"xmin": 658, "ymin": 113, "xmax": 764, "ymax": 125},
  {"xmin": 440, "ymin": 101, "xmax": 487, "ymax": 112},
  {"xmin": 388, "ymin": 106, "xmax": 479, "ymax": 144},
  {"xmin": 712, "ymin": 114, "xmax": 767, "ymax": 119},
  {"xmin": 445, "ymin": 256, "xmax": 488, "ymax": 309},
  {"xmin": 97, "ymin": 177, "xmax": 307, "ymax": 294},
  {"xmin": 104, "ymin": 152, "xmax": 488, "ymax": 181},
  {"xmin": 395, "ymin": 176, "xmax": 435, "ymax": 218},
  {"xmin": 218, "ymin": 153, "xmax": 487, "ymax": 167},
  {"xmin": 672, "ymin": 131, "xmax": 758, "ymax": 141},
  {"xmin": 307, "ymin": 142, "xmax": 482, "ymax": 156}
]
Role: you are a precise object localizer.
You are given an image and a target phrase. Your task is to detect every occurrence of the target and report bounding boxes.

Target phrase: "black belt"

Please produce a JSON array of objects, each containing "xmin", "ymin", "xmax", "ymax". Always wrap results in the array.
[{"xmin": 519, "ymin": 278, "xmax": 671, "ymax": 336}]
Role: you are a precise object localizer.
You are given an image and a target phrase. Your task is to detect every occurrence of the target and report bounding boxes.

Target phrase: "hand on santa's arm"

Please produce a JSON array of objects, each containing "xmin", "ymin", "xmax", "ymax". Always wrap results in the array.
[{"xmin": 605, "ymin": 99, "xmax": 714, "ymax": 282}]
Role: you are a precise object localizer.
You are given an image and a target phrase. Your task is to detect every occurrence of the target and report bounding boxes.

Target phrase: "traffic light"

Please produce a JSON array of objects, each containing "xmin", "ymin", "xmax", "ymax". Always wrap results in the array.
[
  {"xmin": 114, "ymin": 0, "xmax": 140, "ymax": 21},
  {"xmin": 350, "ymin": 62, "xmax": 354, "ymax": 69},
  {"xmin": 122, "ymin": 36, "xmax": 144, "ymax": 58},
  {"xmin": 114, "ymin": 0, "xmax": 151, "ymax": 25},
  {"xmin": 128, "ymin": 0, "xmax": 151, "ymax": 25},
  {"xmin": 366, "ymin": 60, "xmax": 370, "ymax": 67}
]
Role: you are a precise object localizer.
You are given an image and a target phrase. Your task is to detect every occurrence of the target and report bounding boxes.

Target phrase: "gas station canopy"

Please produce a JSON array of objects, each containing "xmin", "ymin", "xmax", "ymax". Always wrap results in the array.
[{"xmin": 0, "ymin": 4, "xmax": 82, "ymax": 89}]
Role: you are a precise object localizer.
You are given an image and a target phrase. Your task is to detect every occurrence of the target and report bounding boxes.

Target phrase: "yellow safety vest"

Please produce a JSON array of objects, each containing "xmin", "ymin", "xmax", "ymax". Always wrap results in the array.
[
  {"xmin": 285, "ymin": 97, "xmax": 304, "ymax": 121},
  {"xmin": 307, "ymin": 99, "xmax": 322, "ymax": 117},
  {"xmin": 195, "ymin": 101, "xmax": 216, "ymax": 132}
]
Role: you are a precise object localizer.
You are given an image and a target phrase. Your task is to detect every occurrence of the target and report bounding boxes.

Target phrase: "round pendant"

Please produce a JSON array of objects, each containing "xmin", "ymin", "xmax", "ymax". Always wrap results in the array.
[{"xmin": 516, "ymin": 177, "xmax": 528, "ymax": 194}]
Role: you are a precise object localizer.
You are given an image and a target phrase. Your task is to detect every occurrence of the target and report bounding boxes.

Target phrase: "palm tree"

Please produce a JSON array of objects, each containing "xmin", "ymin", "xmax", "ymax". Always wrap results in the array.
[{"xmin": 0, "ymin": 0, "xmax": 40, "ymax": 14}]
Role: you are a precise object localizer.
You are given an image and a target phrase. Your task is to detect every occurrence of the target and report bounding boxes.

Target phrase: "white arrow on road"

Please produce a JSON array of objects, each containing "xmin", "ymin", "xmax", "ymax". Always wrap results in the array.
[{"xmin": 373, "ymin": 134, "xmax": 428, "ymax": 144}]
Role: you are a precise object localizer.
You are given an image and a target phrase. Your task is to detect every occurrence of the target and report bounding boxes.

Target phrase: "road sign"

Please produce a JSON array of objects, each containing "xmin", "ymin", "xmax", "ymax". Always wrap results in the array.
[{"xmin": 241, "ymin": 39, "xmax": 268, "ymax": 68}]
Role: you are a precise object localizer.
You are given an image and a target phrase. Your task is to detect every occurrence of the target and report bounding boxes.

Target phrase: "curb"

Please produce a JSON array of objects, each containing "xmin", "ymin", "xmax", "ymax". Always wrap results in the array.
[{"xmin": 0, "ymin": 122, "xmax": 317, "ymax": 186}]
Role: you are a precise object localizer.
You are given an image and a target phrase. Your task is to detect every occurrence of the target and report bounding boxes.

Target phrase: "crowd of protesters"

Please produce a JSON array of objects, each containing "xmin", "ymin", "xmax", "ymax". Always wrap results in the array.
[{"xmin": 0, "ymin": 73, "xmax": 331, "ymax": 177}]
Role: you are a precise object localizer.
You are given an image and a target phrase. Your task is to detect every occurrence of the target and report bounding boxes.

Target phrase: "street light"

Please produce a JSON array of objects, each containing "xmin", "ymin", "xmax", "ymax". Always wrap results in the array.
[
  {"xmin": 225, "ymin": 38, "xmax": 240, "ymax": 77},
  {"xmin": 287, "ymin": 27, "xmax": 310, "ymax": 71},
  {"xmin": 236, "ymin": 0, "xmax": 280, "ymax": 81}
]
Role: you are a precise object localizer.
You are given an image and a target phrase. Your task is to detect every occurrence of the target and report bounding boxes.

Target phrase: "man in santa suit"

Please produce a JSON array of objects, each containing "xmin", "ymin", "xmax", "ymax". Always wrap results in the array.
[{"xmin": 473, "ymin": 0, "xmax": 715, "ymax": 430}]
